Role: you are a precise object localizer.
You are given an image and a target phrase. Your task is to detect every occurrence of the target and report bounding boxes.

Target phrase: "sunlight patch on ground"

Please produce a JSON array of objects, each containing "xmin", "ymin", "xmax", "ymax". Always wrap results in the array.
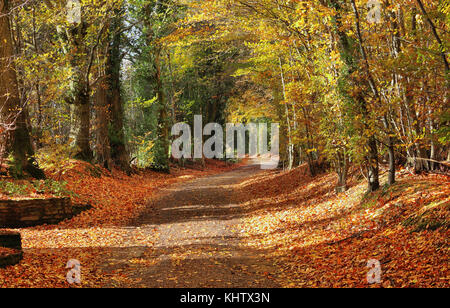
[
  {"xmin": 161, "ymin": 204, "xmax": 241, "ymax": 211},
  {"xmin": 20, "ymin": 227, "xmax": 157, "ymax": 249},
  {"xmin": 237, "ymin": 165, "xmax": 450, "ymax": 287}
]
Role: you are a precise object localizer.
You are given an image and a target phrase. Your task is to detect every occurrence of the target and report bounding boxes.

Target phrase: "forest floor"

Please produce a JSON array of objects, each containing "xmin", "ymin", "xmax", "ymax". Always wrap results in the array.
[
  {"xmin": 99, "ymin": 163, "xmax": 278, "ymax": 287},
  {"xmin": 0, "ymin": 159, "xmax": 247, "ymax": 287},
  {"xmin": 238, "ymin": 164, "xmax": 449, "ymax": 288},
  {"xmin": 0, "ymin": 159, "xmax": 448, "ymax": 288}
]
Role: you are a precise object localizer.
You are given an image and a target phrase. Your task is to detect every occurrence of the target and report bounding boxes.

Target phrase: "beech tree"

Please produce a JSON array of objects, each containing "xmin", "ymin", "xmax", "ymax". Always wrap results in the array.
[
  {"xmin": 0, "ymin": 0, "xmax": 447, "ymax": 184},
  {"xmin": 0, "ymin": 0, "xmax": 44, "ymax": 178}
]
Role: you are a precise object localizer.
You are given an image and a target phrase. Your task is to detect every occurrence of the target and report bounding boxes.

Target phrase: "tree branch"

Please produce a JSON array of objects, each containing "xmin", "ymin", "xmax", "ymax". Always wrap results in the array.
[{"xmin": 415, "ymin": 0, "xmax": 449, "ymax": 72}]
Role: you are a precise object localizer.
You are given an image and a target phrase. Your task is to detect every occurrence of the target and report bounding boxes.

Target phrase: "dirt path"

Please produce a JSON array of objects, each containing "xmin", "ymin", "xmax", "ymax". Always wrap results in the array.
[{"xmin": 101, "ymin": 163, "xmax": 280, "ymax": 288}]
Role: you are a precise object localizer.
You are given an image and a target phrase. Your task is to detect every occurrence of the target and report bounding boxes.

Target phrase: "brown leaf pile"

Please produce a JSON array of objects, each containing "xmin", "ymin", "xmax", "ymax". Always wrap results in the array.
[
  {"xmin": 0, "ymin": 159, "xmax": 242, "ymax": 288},
  {"xmin": 238, "ymin": 165, "xmax": 449, "ymax": 288}
]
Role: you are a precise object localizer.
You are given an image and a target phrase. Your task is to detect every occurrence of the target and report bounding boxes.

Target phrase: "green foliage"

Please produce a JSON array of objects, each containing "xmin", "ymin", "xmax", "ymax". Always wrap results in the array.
[
  {"xmin": 133, "ymin": 138, "xmax": 155, "ymax": 168},
  {"xmin": 32, "ymin": 179, "xmax": 73, "ymax": 197},
  {"xmin": 1, "ymin": 0, "xmax": 447, "ymax": 180},
  {"xmin": 437, "ymin": 111, "xmax": 450, "ymax": 145},
  {"xmin": 403, "ymin": 203, "xmax": 450, "ymax": 232},
  {"xmin": 0, "ymin": 181, "xmax": 28, "ymax": 196},
  {"xmin": 35, "ymin": 137, "xmax": 76, "ymax": 173},
  {"xmin": 152, "ymin": 137, "xmax": 170, "ymax": 172},
  {"xmin": 0, "ymin": 179, "xmax": 73, "ymax": 198},
  {"xmin": 7, "ymin": 155, "xmax": 23, "ymax": 180}
]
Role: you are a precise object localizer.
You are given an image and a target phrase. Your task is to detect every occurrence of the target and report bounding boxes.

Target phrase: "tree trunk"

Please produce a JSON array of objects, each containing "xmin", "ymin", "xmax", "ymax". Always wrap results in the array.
[
  {"xmin": 383, "ymin": 115, "xmax": 396, "ymax": 185},
  {"xmin": 278, "ymin": 57, "xmax": 294, "ymax": 170},
  {"xmin": 329, "ymin": 0, "xmax": 380, "ymax": 191},
  {"xmin": 69, "ymin": 84, "xmax": 92, "ymax": 161},
  {"xmin": 107, "ymin": 16, "xmax": 130, "ymax": 172},
  {"xmin": 94, "ymin": 76, "xmax": 112, "ymax": 169},
  {"xmin": 387, "ymin": 140, "xmax": 396, "ymax": 185},
  {"xmin": 153, "ymin": 47, "xmax": 170, "ymax": 172},
  {"xmin": 415, "ymin": 0, "xmax": 449, "ymax": 73},
  {"xmin": 335, "ymin": 150, "xmax": 349, "ymax": 193},
  {"xmin": 351, "ymin": 0, "xmax": 389, "ymax": 188},
  {"xmin": 68, "ymin": 74, "xmax": 92, "ymax": 161},
  {"xmin": 0, "ymin": 0, "xmax": 44, "ymax": 179},
  {"xmin": 65, "ymin": 8, "xmax": 95, "ymax": 161},
  {"xmin": 367, "ymin": 128, "xmax": 380, "ymax": 192},
  {"xmin": 429, "ymin": 114, "xmax": 436, "ymax": 171}
]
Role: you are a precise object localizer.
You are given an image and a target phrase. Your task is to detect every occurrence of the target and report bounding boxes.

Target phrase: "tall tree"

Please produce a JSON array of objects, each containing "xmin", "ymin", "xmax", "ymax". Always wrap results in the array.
[
  {"xmin": 95, "ymin": 11, "xmax": 130, "ymax": 172},
  {"xmin": 66, "ymin": 3, "xmax": 95, "ymax": 161},
  {"xmin": 0, "ymin": 0, "xmax": 44, "ymax": 178},
  {"xmin": 107, "ymin": 14, "xmax": 131, "ymax": 172},
  {"xmin": 328, "ymin": 0, "xmax": 380, "ymax": 191}
]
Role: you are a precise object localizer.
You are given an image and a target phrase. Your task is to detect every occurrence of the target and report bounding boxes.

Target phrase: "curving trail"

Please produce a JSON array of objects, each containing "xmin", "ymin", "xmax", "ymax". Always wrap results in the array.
[{"xmin": 101, "ymin": 162, "xmax": 279, "ymax": 288}]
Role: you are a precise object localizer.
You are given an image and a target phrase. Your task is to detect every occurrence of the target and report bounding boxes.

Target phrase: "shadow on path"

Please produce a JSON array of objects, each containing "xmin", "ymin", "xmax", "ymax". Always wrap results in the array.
[{"xmin": 101, "ymin": 163, "xmax": 280, "ymax": 288}]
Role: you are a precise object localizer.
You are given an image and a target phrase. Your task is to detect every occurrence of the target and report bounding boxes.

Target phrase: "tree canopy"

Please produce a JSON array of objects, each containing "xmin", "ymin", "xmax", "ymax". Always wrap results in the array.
[{"xmin": 0, "ymin": 0, "xmax": 448, "ymax": 191}]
